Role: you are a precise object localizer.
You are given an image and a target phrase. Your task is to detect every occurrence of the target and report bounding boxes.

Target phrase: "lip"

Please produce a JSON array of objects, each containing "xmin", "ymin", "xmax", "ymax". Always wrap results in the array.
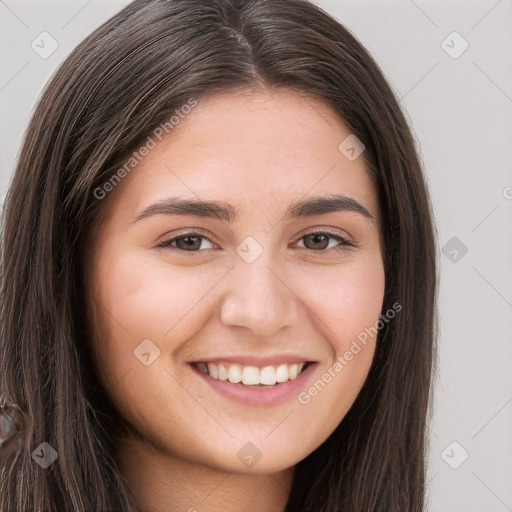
[{"xmin": 189, "ymin": 361, "xmax": 318, "ymax": 406}]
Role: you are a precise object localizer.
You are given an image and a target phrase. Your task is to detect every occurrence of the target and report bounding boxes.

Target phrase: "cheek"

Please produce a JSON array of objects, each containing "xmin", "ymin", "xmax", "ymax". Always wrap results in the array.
[
  {"xmin": 294, "ymin": 255, "xmax": 386, "ymax": 351},
  {"xmin": 89, "ymin": 249, "xmax": 226, "ymax": 379},
  {"xmin": 290, "ymin": 256, "xmax": 385, "ymax": 423}
]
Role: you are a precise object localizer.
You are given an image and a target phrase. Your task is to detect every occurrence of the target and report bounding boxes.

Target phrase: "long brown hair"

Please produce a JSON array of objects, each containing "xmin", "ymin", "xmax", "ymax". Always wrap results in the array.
[{"xmin": 0, "ymin": 0, "xmax": 438, "ymax": 510}]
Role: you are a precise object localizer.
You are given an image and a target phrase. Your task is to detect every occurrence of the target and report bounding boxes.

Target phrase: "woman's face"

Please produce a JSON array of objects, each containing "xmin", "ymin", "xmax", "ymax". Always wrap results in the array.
[{"xmin": 87, "ymin": 89, "xmax": 385, "ymax": 474}]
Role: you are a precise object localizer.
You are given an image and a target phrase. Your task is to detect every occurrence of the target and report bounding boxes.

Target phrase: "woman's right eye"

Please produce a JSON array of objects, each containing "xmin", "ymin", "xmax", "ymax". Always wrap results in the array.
[{"xmin": 157, "ymin": 232, "xmax": 215, "ymax": 252}]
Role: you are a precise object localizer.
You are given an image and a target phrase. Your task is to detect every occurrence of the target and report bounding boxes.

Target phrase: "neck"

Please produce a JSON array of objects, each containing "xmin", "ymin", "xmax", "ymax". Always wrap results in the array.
[{"xmin": 117, "ymin": 435, "xmax": 294, "ymax": 512}]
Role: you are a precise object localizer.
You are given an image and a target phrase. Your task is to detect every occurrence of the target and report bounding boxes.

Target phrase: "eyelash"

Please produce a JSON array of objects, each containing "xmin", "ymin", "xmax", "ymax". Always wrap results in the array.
[{"xmin": 157, "ymin": 229, "xmax": 356, "ymax": 254}]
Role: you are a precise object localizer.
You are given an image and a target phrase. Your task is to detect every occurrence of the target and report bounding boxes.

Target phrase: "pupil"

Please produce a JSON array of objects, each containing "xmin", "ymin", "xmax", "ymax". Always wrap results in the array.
[
  {"xmin": 178, "ymin": 236, "xmax": 200, "ymax": 250},
  {"xmin": 306, "ymin": 234, "xmax": 328, "ymax": 250}
]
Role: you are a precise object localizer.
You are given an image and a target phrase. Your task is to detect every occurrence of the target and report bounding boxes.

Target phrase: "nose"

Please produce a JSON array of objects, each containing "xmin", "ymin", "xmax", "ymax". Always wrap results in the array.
[{"xmin": 219, "ymin": 253, "xmax": 299, "ymax": 337}]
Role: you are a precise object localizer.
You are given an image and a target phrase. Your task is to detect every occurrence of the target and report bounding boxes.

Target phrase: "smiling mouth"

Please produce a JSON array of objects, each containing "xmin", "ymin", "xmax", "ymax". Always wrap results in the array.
[{"xmin": 190, "ymin": 361, "xmax": 311, "ymax": 387}]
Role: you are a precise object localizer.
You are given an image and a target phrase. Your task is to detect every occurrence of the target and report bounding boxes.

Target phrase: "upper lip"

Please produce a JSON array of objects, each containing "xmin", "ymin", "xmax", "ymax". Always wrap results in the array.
[{"xmin": 188, "ymin": 355, "xmax": 316, "ymax": 366}]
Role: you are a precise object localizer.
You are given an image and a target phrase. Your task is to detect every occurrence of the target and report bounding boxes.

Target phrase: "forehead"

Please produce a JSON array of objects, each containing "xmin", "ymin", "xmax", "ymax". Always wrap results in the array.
[{"xmin": 105, "ymin": 88, "xmax": 378, "ymax": 223}]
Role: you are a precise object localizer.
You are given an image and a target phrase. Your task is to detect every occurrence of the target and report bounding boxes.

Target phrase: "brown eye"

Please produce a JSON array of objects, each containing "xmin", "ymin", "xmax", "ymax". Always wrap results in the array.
[
  {"xmin": 303, "ymin": 233, "xmax": 330, "ymax": 250},
  {"xmin": 158, "ymin": 232, "xmax": 214, "ymax": 252},
  {"xmin": 298, "ymin": 231, "xmax": 355, "ymax": 252},
  {"xmin": 175, "ymin": 235, "xmax": 202, "ymax": 251}
]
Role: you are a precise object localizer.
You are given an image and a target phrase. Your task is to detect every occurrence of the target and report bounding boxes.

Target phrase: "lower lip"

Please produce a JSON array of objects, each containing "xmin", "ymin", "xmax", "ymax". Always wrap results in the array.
[{"xmin": 190, "ymin": 363, "xmax": 318, "ymax": 406}]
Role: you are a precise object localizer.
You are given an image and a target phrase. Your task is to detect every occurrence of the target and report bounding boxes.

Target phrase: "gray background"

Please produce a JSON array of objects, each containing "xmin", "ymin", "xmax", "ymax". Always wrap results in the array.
[{"xmin": 1, "ymin": 0, "xmax": 511, "ymax": 510}]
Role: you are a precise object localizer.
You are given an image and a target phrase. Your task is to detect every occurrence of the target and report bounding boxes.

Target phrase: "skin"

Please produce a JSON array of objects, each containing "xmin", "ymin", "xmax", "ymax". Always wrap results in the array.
[{"xmin": 86, "ymin": 88, "xmax": 385, "ymax": 512}]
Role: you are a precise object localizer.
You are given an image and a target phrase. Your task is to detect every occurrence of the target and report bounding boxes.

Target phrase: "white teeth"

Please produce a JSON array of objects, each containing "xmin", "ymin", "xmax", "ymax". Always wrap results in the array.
[
  {"xmin": 289, "ymin": 363, "xmax": 299, "ymax": 380},
  {"xmin": 275, "ymin": 364, "xmax": 288, "ymax": 383},
  {"xmin": 242, "ymin": 366, "xmax": 260, "ymax": 385},
  {"xmin": 207, "ymin": 362, "xmax": 218, "ymax": 379},
  {"xmin": 228, "ymin": 364, "xmax": 242, "ymax": 383},
  {"xmin": 260, "ymin": 366, "xmax": 276, "ymax": 385},
  {"xmin": 218, "ymin": 364, "xmax": 228, "ymax": 381},
  {"xmin": 195, "ymin": 361, "xmax": 307, "ymax": 386}
]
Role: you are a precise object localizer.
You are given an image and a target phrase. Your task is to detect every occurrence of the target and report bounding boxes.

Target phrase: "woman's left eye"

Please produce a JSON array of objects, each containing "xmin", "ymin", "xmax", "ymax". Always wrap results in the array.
[
  {"xmin": 295, "ymin": 231, "xmax": 356, "ymax": 252},
  {"xmin": 157, "ymin": 230, "xmax": 355, "ymax": 253}
]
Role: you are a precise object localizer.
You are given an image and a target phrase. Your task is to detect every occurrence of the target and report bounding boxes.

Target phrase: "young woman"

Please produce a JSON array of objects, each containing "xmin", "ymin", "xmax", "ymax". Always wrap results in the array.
[{"xmin": 0, "ymin": 0, "xmax": 438, "ymax": 510}]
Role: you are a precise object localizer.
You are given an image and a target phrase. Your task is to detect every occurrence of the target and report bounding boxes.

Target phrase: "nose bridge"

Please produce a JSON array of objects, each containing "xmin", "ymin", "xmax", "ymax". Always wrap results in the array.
[{"xmin": 220, "ymin": 242, "xmax": 297, "ymax": 336}]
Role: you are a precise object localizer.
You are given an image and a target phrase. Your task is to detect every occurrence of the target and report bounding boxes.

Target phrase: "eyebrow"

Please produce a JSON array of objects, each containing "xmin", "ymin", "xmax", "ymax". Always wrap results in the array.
[{"xmin": 132, "ymin": 194, "xmax": 376, "ymax": 225}]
